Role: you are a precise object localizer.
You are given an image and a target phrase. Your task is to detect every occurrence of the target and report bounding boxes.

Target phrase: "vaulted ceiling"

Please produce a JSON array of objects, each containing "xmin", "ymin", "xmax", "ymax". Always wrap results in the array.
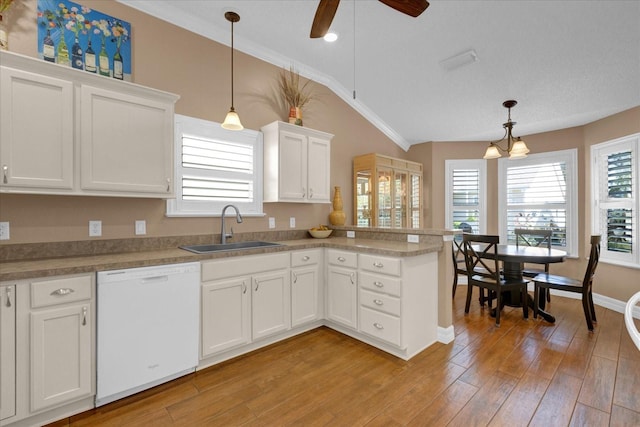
[{"xmin": 119, "ymin": 0, "xmax": 640, "ymax": 150}]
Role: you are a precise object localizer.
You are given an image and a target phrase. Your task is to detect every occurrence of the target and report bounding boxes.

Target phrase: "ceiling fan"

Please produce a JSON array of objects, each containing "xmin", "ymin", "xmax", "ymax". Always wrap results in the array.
[{"xmin": 310, "ymin": 0, "xmax": 429, "ymax": 38}]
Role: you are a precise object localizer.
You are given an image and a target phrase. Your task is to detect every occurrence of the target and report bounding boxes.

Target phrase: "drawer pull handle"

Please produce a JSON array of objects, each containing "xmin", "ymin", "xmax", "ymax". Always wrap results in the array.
[
  {"xmin": 302, "ymin": 256, "xmax": 310, "ymax": 261},
  {"xmin": 373, "ymin": 322, "xmax": 384, "ymax": 330},
  {"xmin": 373, "ymin": 262, "xmax": 384, "ymax": 268},
  {"xmin": 337, "ymin": 256, "xmax": 346, "ymax": 262},
  {"xmin": 373, "ymin": 281, "xmax": 384, "ymax": 288},
  {"xmin": 51, "ymin": 288, "xmax": 75, "ymax": 296},
  {"xmin": 82, "ymin": 306, "xmax": 87, "ymax": 326},
  {"xmin": 166, "ymin": 178, "xmax": 170, "ymax": 192},
  {"xmin": 309, "ymin": 188, "xmax": 313, "ymax": 198},
  {"xmin": 293, "ymin": 272, "xmax": 298, "ymax": 284},
  {"xmin": 5, "ymin": 287, "xmax": 11, "ymax": 308},
  {"xmin": 349, "ymin": 272, "xmax": 355, "ymax": 285},
  {"xmin": 242, "ymin": 281, "xmax": 247, "ymax": 294},
  {"xmin": 374, "ymin": 299, "xmax": 384, "ymax": 306},
  {"xmin": 255, "ymin": 279, "xmax": 260, "ymax": 292},
  {"xmin": 2, "ymin": 165, "xmax": 7, "ymax": 184},
  {"xmin": 302, "ymin": 187, "xmax": 306, "ymax": 198}
]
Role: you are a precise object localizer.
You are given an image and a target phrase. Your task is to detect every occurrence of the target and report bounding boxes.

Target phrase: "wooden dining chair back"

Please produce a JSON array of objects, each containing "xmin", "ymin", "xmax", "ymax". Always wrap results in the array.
[
  {"xmin": 462, "ymin": 234, "xmax": 529, "ymax": 327},
  {"xmin": 533, "ymin": 235, "xmax": 601, "ymax": 331},
  {"xmin": 516, "ymin": 228, "xmax": 553, "ymax": 302},
  {"xmin": 451, "ymin": 236, "xmax": 467, "ymax": 298}
]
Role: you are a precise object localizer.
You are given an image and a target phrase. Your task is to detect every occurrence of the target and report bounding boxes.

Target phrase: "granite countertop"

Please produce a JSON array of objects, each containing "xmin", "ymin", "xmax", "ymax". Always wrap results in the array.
[{"xmin": 0, "ymin": 237, "xmax": 442, "ymax": 282}]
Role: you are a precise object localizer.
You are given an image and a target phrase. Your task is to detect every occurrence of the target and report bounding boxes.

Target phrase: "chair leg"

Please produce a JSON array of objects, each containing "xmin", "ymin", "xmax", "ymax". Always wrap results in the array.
[
  {"xmin": 452, "ymin": 272, "xmax": 458, "ymax": 298},
  {"xmin": 465, "ymin": 283, "xmax": 473, "ymax": 314},
  {"xmin": 588, "ymin": 290, "xmax": 597, "ymax": 323},
  {"xmin": 495, "ymin": 289, "xmax": 501, "ymax": 327},
  {"xmin": 582, "ymin": 295, "xmax": 594, "ymax": 331},
  {"xmin": 522, "ymin": 287, "xmax": 529, "ymax": 319},
  {"xmin": 546, "ymin": 289, "xmax": 551, "ymax": 303},
  {"xmin": 533, "ymin": 285, "xmax": 540, "ymax": 319}
]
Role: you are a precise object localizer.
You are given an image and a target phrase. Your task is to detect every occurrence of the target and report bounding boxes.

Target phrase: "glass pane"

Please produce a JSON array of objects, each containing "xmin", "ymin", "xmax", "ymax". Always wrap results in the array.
[
  {"xmin": 453, "ymin": 210, "xmax": 478, "ymax": 234},
  {"xmin": 410, "ymin": 174, "xmax": 421, "ymax": 228},
  {"xmin": 507, "ymin": 162, "xmax": 567, "ymax": 205},
  {"xmin": 182, "ymin": 177, "xmax": 253, "ymax": 202},
  {"xmin": 607, "ymin": 208, "xmax": 633, "ymax": 253},
  {"xmin": 393, "ymin": 171, "xmax": 407, "ymax": 228},
  {"xmin": 182, "ymin": 136, "xmax": 253, "ymax": 174},
  {"xmin": 452, "ymin": 169, "xmax": 479, "ymax": 206},
  {"xmin": 607, "ymin": 150, "xmax": 633, "ymax": 199},
  {"xmin": 356, "ymin": 171, "xmax": 372, "ymax": 227},
  {"xmin": 506, "ymin": 209, "xmax": 566, "ymax": 246},
  {"xmin": 378, "ymin": 169, "xmax": 392, "ymax": 228}
]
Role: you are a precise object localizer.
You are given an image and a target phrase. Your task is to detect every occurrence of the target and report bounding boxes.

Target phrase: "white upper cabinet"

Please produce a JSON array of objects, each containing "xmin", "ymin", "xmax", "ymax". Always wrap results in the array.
[
  {"xmin": 0, "ymin": 66, "xmax": 74, "ymax": 191},
  {"xmin": 0, "ymin": 51, "xmax": 178, "ymax": 198},
  {"xmin": 262, "ymin": 121, "xmax": 332, "ymax": 203}
]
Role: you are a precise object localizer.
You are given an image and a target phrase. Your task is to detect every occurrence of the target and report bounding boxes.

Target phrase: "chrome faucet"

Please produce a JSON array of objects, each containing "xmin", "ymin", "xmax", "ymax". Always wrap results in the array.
[{"xmin": 220, "ymin": 204, "xmax": 243, "ymax": 244}]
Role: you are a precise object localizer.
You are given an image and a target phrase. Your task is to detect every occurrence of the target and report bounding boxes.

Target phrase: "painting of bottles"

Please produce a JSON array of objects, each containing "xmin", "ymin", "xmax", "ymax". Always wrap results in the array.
[{"xmin": 37, "ymin": 0, "xmax": 131, "ymax": 81}]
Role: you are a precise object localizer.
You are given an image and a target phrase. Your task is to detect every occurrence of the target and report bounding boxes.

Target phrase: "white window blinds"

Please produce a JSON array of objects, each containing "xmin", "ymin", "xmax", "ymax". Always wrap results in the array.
[{"xmin": 445, "ymin": 159, "xmax": 486, "ymax": 234}]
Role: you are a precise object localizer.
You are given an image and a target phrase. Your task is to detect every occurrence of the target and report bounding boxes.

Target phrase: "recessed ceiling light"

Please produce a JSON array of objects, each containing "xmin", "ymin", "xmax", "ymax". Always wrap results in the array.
[{"xmin": 324, "ymin": 32, "xmax": 338, "ymax": 42}]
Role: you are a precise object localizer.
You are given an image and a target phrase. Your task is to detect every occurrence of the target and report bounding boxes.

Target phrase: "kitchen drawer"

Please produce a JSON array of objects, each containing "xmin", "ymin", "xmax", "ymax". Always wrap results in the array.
[
  {"xmin": 359, "ymin": 288, "xmax": 400, "ymax": 316},
  {"xmin": 359, "ymin": 254, "xmax": 401, "ymax": 277},
  {"xmin": 326, "ymin": 249, "xmax": 357, "ymax": 269},
  {"xmin": 291, "ymin": 249, "xmax": 322, "ymax": 267},
  {"xmin": 359, "ymin": 306, "xmax": 401, "ymax": 347},
  {"xmin": 31, "ymin": 274, "xmax": 93, "ymax": 308},
  {"xmin": 359, "ymin": 271, "xmax": 401, "ymax": 297}
]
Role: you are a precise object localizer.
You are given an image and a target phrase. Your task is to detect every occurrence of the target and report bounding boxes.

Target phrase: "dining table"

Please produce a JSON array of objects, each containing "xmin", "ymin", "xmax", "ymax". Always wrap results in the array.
[{"xmin": 474, "ymin": 244, "xmax": 567, "ymax": 323}]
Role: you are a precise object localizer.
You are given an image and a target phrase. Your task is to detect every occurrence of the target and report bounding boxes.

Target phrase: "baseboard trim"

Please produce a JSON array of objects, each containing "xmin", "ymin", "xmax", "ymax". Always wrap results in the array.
[{"xmin": 438, "ymin": 325, "xmax": 455, "ymax": 344}]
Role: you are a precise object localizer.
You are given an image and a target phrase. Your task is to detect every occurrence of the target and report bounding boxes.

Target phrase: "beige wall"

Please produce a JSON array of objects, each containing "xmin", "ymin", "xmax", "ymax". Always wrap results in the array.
[
  {"xmin": 0, "ymin": 0, "xmax": 406, "ymax": 243},
  {"xmin": 408, "ymin": 106, "xmax": 640, "ymax": 302}
]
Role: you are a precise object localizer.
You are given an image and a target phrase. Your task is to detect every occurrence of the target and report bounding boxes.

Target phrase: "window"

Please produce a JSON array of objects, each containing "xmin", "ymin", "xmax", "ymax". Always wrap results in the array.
[
  {"xmin": 445, "ymin": 159, "xmax": 486, "ymax": 234},
  {"xmin": 498, "ymin": 149, "xmax": 578, "ymax": 256},
  {"xmin": 167, "ymin": 115, "xmax": 263, "ymax": 217},
  {"xmin": 591, "ymin": 133, "xmax": 639, "ymax": 267}
]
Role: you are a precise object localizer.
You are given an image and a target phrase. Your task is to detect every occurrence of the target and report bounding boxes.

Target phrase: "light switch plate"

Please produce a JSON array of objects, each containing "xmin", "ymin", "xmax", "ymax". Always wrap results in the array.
[
  {"xmin": 289, "ymin": 217, "xmax": 296, "ymax": 228},
  {"xmin": 347, "ymin": 230, "xmax": 355, "ymax": 238},
  {"xmin": 89, "ymin": 220, "xmax": 102, "ymax": 237},
  {"xmin": 407, "ymin": 234, "xmax": 419, "ymax": 243},
  {"xmin": 268, "ymin": 217, "xmax": 276, "ymax": 229},
  {"xmin": 0, "ymin": 222, "xmax": 10, "ymax": 240},
  {"xmin": 135, "ymin": 220, "xmax": 146, "ymax": 235}
]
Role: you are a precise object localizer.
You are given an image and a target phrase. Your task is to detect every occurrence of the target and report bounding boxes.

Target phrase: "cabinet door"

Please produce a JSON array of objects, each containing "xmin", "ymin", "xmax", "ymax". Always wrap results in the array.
[
  {"xmin": 306, "ymin": 136, "xmax": 330, "ymax": 202},
  {"xmin": 0, "ymin": 285, "xmax": 16, "ymax": 421},
  {"xmin": 0, "ymin": 67, "xmax": 74, "ymax": 190},
  {"xmin": 30, "ymin": 303, "xmax": 92, "ymax": 412},
  {"xmin": 80, "ymin": 85, "xmax": 173, "ymax": 196},
  {"xmin": 278, "ymin": 130, "xmax": 307, "ymax": 201},
  {"xmin": 291, "ymin": 266, "xmax": 319, "ymax": 327},
  {"xmin": 327, "ymin": 266, "xmax": 358, "ymax": 329},
  {"xmin": 201, "ymin": 277, "xmax": 251, "ymax": 357},
  {"xmin": 252, "ymin": 270, "xmax": 290, "ymax": 340}
]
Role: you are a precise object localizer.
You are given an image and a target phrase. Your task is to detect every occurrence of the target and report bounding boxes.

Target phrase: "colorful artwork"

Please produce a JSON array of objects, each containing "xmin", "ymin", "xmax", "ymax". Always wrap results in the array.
[{"xmin": 37, "ymin": 0, "xmax": 131, "ymax": 81}]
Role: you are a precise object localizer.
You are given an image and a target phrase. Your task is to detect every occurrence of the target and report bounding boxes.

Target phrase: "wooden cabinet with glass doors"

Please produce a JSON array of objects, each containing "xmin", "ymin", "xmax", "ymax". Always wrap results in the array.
[{"xmin": 353, "ymin": 153, "xmax": 423, "ymax": 228}]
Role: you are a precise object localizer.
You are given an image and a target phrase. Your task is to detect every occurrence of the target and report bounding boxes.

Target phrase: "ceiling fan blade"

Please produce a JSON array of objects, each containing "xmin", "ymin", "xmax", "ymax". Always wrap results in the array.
[
  {"xmin": 378, "ymin": 0, "xmax": 429, "ymax": 18},
  {"xmin": 310, "ymin": 0, "xmax": 340, "ymax": 38}
]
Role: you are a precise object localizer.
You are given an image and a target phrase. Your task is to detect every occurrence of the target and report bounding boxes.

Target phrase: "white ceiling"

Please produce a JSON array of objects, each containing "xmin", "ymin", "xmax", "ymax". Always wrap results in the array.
[{"xmin": 118, "ymin": 0, "xmax": 640, "ymax": 150}]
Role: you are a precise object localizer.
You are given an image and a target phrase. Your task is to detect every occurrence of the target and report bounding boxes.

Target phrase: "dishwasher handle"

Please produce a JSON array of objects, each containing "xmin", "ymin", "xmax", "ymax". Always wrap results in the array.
[{"xmin": 141, "ymin": 275, "xmax": 169, "ymax": 284}]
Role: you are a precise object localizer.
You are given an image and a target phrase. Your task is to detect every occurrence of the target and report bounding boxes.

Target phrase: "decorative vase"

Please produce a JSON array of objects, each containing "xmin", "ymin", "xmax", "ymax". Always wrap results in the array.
[
  {"xmin": 329, "ymin": 186, "xmax": 346, "ymax": 226},
  {"xmin": 288, "ymin": 106, "xmax": 303, "ymax": 126},
  {"xmin": 0, "ymin": 14, "xmax": 8, "ymax": 51}
]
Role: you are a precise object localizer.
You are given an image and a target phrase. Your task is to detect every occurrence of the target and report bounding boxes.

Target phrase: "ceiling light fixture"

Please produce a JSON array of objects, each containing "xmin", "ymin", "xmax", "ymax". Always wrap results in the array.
[
  {"xmin": 221, "ymin": 11, "xmax": 243, "ymax": 131},
  {"xmin": 439, "ymin": 49, "xmax": 478, "ymax": 72},
  {"xmin": 324, "ymin": 32, "xmax": 338, "ymax": 42},
  {"xmin": 483, "ymin": 100, "xmax": 530, "ymax": 160}
]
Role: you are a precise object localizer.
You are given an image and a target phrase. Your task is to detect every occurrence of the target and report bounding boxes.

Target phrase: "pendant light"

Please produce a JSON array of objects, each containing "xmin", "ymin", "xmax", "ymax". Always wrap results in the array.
[
  {"xmin": 483, "ymin": 100, "xmax": 530, "ymax": 159},
  {"xmin": 221, "ymin": 11, "xmax": 243, "ymax": 130}
]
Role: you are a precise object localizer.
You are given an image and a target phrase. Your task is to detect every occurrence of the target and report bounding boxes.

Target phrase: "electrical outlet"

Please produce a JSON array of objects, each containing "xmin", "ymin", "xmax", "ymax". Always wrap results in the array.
[
  {"xmin": 0, "ymin": 222, "xmax": 10, "ymax": 240},
  {"xmin": 268, "ymin": 217, "xmax": 276, "ymax": 229},
  {"xmin": 89, "ymin": 220, "xmax": 102, "ymax": 237},
  {"xmin": 289, "ymin": 217, "xmax": 296, "ymax": 228},
  {"xmin": 407, "ymin": 234, "xmax": 420, "ymax": 243},
  {"xmin": 135, "ymin": 220, "xmax": 146, "ymax": 235},
  {"xmin": 347, "ymin": 230, "xmax": 355, "ymax": 238}
]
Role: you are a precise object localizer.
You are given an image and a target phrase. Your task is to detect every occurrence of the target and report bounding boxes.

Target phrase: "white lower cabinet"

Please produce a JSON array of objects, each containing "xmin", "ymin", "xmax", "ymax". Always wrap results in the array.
[
  {"xmin": 290, "ymin": 249, "xmax": 323, "ymax": 327},
  {"xmin": 0, "ymin": 274, "xmax": 95, "ymax": 426},
  {"xmin": 326, "ymin": 249, "xmax": 358, "ymax": 329},
  {"xmin": 200, "ymin": 253, "xmax": 290, "ymax": 359},
  {"xmin": 1, "ymin": 284, "xmax": 16, "ymax": 422}
]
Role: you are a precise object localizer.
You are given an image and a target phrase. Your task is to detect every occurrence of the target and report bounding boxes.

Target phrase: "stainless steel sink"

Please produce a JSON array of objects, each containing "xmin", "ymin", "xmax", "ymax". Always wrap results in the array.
[{"xmin": 180, "ymin": 241, "xmax": 283, "ymax": 254}]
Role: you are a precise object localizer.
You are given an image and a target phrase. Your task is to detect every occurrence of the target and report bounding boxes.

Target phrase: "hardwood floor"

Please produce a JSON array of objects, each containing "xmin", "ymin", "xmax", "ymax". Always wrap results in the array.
[{"xmin": 48, "ymin": 290, "xmax": 640, "ymax": 426}]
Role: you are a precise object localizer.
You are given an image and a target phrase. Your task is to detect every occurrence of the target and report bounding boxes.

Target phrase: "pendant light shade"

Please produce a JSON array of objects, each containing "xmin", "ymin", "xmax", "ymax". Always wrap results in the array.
[{"xmin": 221, "ymin": 11, "xmax": 243, "ymax": 130}]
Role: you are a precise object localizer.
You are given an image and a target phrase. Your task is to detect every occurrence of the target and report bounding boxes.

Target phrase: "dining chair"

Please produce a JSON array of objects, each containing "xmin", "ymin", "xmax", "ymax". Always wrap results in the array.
[
  {"xmin": 533, "ymin": 235, "xmax": 601, "ymax": 331},
  {"xmin": 451, "ymin": 236, "xmax": 466, "ymax": 298},
  {"xmin": 515, "ymin": 228, "xmax": 553, "ymax": 303},
  {"xmin": 463, "ymin": 234, "xmax": 529, "ymax": 327}
]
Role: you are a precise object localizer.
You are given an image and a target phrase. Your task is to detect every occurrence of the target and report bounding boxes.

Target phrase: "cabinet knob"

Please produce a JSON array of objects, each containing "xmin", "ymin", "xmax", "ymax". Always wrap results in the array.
[
  {"xmin": 302, "ymin": 256, "xmax": 310, "ymax": 261},
  {"xmin": 373, "ymin": 322, "xmax": 384, "ymax": 330},
  {"xmin": 337, "ymin": 256, "xmax": 346, "ymax": 262},
  {"xmin": 373, "ymin": 262, "xmax": 384, "ymax": 268},
  {"xmin": 373, "ymin": 281, "xmax": 384, "ymax": 288},
  {"xmin": 373, "ymin": 299, "xmax": 384, "ymax": 306}
]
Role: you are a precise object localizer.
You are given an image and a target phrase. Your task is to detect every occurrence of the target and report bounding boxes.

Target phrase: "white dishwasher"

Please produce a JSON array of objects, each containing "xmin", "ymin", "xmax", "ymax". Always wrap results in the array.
[{"xmin": 96, "ymin": 262, "xmax": 200, "ymax": 407}]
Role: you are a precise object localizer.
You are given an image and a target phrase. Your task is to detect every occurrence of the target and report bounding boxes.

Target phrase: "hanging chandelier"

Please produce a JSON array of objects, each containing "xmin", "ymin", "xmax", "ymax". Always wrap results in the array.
[
  {"xmin": 221, "ymin": 11, "xmax": 243, "ymax": 131},
  {"xmin": 483, "ymin": 100, "xmax": 530, "ymax": 159}
]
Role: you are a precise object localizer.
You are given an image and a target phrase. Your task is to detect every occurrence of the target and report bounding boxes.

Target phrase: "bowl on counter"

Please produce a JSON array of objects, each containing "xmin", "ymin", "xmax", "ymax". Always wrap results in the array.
[{"xmin": 308, "ymin": 228, "xmax": 333, "ymax": 239}]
